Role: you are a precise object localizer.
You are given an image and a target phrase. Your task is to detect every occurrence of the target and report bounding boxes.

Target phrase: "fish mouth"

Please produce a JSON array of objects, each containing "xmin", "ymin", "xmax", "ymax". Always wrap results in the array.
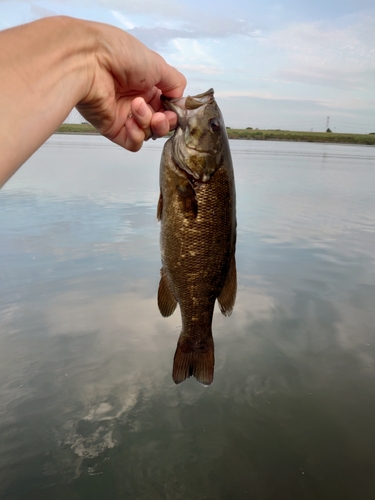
[
  {"xmin": 161, "ymin": 88, "xmax": 214, "ymax": 116},
  {"xmin": 160, "ymin": 94, "xmax": 185, "ymax": 116}
]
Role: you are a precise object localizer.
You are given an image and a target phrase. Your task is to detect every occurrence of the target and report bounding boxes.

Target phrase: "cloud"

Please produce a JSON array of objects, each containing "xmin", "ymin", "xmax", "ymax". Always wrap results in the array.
[
  {"xmin": 97, "ymin": 0, "xmax": 185, "ymax": 17},
  {"xmin": 110, "ymin": 10, "xmax": 135, "ymax": 29},
  {"xmin": 126, "ymin": 18, "xmax": 256, "ymax": 50},
  {"xmin": 215, "ymin": 90, "xmax": 364, "ymax": 111},
  {"xmin": 170, "ymin": 38, "xmax": 219, "ymax": 66},
  {"xmin": 215, "ymin": 92, "xmax": 375, "ymax": 132},
  {"xmin": 30, "ymin": 4, "xmax": 59, "ymax": 18},
  {"xmin": 216, "ymin": 90, "xmax": 283, "ymax": 100},
  {"xmin": 263, "ymin": 12, "xmax": 375, "ymax": 90},
  {"xmin": 180, "ymin": 18, "xmax": 256, "ymax": 38},
  {"xmin": 275, "ymin": 69, "xmax": 370, "ymax": 91},
  {"xmin": 177, "ymin": 64, "xmax": 223, "ymax": 75}
]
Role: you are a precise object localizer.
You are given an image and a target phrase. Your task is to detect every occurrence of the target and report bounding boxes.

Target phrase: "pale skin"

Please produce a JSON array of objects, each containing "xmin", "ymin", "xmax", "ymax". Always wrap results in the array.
[{"xmin": 0, "ymin": 16, "xmax": 186, "ymax": 188}]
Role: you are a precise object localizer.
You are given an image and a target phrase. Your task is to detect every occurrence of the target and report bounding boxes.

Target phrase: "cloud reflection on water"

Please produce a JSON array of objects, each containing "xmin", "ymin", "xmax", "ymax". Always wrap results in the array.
[{"xmin": 1, "ymin": 136, "xmax": 375, "ymax": 497}]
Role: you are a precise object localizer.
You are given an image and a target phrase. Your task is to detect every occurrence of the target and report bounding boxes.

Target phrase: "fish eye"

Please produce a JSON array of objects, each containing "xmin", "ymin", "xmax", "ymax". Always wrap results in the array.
[{"xmin": 210, "ymin": 118, "xmax": 220, "ymax": 132}]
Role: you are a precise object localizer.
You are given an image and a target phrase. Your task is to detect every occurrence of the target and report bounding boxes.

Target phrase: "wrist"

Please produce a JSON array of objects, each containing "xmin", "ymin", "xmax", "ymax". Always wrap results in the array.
[
  {"xmin": 42, "ymin": 16, "xmax": 98, "ymax": 106},
  {"xmin": 1, "ymin": 16, "xmax": 96, "ymax": 118}
]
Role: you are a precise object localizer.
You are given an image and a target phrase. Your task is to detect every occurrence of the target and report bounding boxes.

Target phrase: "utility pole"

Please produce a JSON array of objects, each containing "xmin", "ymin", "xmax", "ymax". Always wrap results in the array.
[{"xmin": 326, "ymin": 116, "xmax": 330, "ymax": 130}]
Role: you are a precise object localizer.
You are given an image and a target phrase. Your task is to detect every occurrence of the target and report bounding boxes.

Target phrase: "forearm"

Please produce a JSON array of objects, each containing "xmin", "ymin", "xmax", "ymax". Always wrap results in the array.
[{"xmin": 0, "ymin": 17, "xmax": 94, "ymax": 187}]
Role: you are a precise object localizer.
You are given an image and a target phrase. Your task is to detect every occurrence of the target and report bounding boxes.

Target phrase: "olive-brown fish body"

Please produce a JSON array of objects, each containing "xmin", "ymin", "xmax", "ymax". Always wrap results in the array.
[{"xmin": 157, "ymin": 89, "xmax": 236, "ymax": 385}]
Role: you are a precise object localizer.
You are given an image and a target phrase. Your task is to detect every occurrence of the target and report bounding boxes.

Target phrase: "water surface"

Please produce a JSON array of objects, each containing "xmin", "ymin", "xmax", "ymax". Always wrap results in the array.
[{"xmin": 1, "ymin": 136, "xmax": 375, "ymax": 499}]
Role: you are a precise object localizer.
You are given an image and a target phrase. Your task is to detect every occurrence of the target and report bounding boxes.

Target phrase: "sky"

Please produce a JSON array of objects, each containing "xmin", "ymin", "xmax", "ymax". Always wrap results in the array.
[{"xmin": 1, "ymin": 0, "xmax": 375, "ymax": 133}]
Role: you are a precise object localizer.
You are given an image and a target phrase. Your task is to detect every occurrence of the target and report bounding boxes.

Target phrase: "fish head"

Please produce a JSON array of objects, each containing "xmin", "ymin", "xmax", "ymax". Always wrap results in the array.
[{"xmin": 162, "ymin": 89, "xmax": 228, "ymax": 183}]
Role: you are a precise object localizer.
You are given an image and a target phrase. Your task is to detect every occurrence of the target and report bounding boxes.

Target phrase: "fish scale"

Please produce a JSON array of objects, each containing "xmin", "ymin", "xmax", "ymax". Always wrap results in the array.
[{"xmin": 157, "ymin": 89, "xmax": 236, "ymax": 385}]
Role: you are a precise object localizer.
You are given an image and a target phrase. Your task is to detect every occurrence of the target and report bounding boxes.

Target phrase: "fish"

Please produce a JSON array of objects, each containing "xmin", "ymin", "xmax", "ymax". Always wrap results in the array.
[{"xmin": 157, "ymin": 88, "xmax": 236, "ymax": 386}]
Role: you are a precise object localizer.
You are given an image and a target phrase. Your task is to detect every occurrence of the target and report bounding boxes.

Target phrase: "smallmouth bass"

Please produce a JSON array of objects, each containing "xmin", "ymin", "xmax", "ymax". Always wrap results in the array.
[{"xmin": 157, "ymin": 89, "xmax": 236, "ymax": 385}]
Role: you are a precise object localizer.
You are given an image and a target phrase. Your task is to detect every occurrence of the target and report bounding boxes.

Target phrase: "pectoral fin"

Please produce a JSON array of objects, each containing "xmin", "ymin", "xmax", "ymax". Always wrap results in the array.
[
  {"xmin": 157, "ymin": 191, "xmax": 163, "ymax": 221},
  {"xmin": 217, "ymin": 253, "xmax": 237, "ymax": 316},
  {"xmin": 176, "ymin": 180, "xmax": 197, "ymax": 218},
  {"xmin": 157, "ymin": 269, "xmax": 177, "ymax": 317}
]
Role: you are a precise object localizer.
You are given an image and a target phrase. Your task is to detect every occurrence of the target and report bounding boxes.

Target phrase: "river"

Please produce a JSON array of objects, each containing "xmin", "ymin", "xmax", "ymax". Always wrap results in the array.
[{"xmin": 1, "ymin": 135, "xmax": 375, "ymax": 499}]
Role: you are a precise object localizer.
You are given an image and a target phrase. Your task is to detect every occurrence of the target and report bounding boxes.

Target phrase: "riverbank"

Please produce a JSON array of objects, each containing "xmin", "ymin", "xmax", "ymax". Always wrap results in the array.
[
  {"xmin": 57, "ymin": 123, "xmax": 98, "ymax": 134},
  {"xmin": 226, "ymin": 128, "xmax": 375, "ymax": 145},
  {"xmin": 56, "ymin": 124, "xmax": 375, "ymax": 145}
]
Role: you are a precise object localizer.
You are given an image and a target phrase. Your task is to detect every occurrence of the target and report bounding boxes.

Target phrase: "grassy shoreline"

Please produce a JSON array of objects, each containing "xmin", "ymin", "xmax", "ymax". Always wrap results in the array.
[
  {"xmin": 56, "ymin": 124, "xmax": 375, "ymax": 145},
  {"xmin": 226, "ymin": 128, "xmax": 375, "ymax": 145},
  {"xmin": 57, "ymin": 123, "xmax": 98, "ymax": 134}
]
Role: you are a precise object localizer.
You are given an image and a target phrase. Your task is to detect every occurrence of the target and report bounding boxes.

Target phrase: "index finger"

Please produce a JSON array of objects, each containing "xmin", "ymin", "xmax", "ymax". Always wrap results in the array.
[{"xmin": 154, "ymin": 53, "xmax": 187, "ymax": 98}]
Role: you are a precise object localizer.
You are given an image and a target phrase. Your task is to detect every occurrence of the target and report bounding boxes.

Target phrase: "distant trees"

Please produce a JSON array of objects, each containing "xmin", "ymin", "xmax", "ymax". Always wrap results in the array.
[{"xmin": 326, "ymin": 128, "xmax": 332, "ymax": 133}]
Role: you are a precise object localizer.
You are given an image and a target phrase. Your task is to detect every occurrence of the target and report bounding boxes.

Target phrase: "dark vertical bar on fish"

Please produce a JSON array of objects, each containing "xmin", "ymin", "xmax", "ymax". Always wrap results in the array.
[{"xmin": 157, "ymin": 89, "xmax": 237, "ymax": 385}]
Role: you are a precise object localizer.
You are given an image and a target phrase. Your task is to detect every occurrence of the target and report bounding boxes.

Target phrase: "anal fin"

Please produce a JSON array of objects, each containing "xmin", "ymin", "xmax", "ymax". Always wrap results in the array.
[
  {"xmin": 217, "ymin": 253, "xmax": 237, "ymax": 316},
  {"xmin": 157, "ymin": 268, "xmax": 177, "ymax": 317}
]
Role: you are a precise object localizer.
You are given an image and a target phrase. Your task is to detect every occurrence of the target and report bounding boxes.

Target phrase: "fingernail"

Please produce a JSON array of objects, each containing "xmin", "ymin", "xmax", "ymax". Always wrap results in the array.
[{"xmin": 136, "ymin": 100, "xmax": 148, "ymax": 118}]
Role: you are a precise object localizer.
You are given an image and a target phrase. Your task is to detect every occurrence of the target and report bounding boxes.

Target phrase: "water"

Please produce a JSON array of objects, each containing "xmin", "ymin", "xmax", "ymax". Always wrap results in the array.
[{"xmin": 1, "ymin": 135, "xmax": 375, "ymax": 499}]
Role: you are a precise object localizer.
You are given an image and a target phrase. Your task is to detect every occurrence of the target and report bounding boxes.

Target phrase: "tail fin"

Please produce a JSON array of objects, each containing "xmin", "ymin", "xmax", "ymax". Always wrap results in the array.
[{"xmin": 172, "ymin": 336, "xmax": 214, "ymax": 386}]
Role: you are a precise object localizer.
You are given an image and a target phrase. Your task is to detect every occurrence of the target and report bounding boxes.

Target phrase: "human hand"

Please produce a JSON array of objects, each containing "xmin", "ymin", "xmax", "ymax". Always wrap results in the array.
[
  {"xmin": 0, "ymin": 16, "xmax": 186, "ymax": 187},
  {"xmin": 76, "ymin": 21, "xmax": 186, "ymax": 152}
]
